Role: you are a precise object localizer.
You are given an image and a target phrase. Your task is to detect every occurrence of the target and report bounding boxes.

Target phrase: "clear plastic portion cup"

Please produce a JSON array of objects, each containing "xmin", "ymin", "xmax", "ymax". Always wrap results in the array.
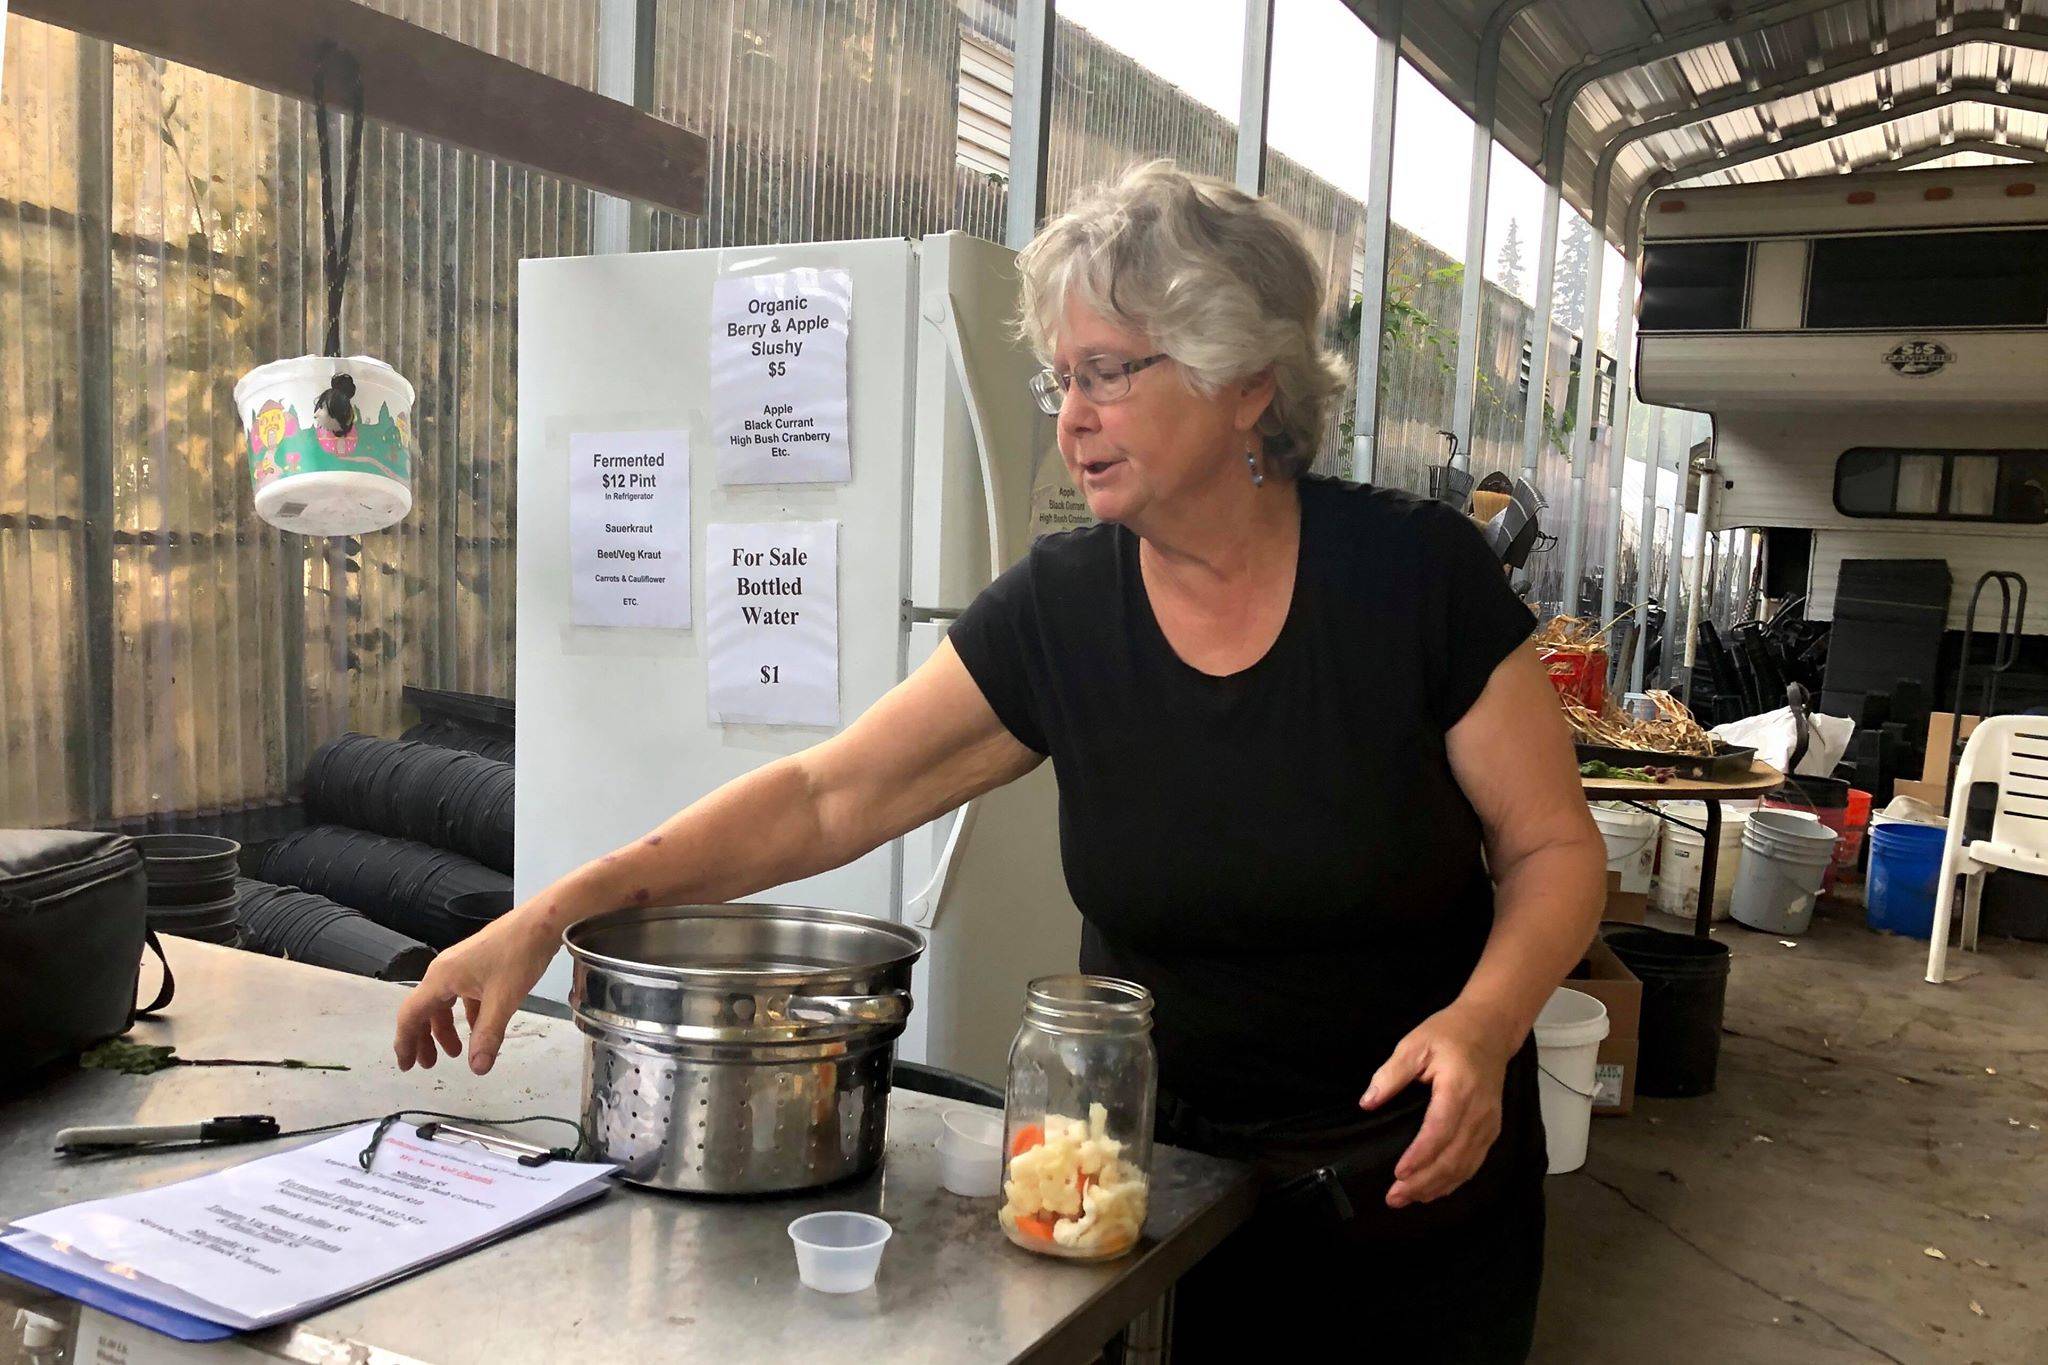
[
  {"xmin": 787, "ymin": 1211, "xmax": 892, "ymax": 1294},
  {"xmin": 937, "ymin": 1107, "xmax": 1004, "ymax": 1198}
]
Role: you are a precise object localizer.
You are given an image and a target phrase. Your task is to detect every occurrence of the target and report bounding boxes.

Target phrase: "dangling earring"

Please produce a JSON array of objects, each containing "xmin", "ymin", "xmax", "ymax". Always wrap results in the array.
[{"xmin": 1245, "ymin": 441, "xmax": 1265, "ymax": 488}]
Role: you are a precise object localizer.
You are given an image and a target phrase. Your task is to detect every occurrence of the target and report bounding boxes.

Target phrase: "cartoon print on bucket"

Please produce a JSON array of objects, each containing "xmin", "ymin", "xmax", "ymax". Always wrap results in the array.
[{"xmin": 234, "ymin": 354, "xmax": 416, "ymax": 536}]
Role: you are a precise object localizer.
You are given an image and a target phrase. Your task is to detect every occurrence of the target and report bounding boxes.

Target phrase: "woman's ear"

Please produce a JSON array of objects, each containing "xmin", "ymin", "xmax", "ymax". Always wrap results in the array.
[{"xmin": 1234, "ymin": 368, "xmax": 1278, "ymax": 435}]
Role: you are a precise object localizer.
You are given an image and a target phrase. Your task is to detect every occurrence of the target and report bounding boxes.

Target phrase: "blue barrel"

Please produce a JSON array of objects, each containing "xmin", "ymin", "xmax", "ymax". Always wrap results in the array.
[{"xmin": 1866, "ymin": 822, "xmax": 1948, "ymax": 938}]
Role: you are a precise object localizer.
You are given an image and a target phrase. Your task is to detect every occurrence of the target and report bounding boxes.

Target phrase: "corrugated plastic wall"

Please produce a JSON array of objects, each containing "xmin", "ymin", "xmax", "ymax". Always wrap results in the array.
[
  {"xmin": 0, "ymin": 0, "xmax": 1741, "ymax": 829},
  {"xmin": 0, "ymin": 4, "xmax": 597, "ymax": 830}
]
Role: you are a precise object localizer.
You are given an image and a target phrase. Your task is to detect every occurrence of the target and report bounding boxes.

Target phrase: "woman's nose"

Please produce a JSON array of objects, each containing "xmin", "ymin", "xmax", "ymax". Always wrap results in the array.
[{"xmin": 1058, "ymin": 384, "xmax": 1100, "ymax": 434}]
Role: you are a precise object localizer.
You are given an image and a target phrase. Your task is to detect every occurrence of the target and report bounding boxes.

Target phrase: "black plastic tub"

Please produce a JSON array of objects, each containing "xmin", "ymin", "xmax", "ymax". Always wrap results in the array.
[
  {"xmin": 1604, "ymin": 925, "xmax": 1731, "ymax": 1098},
  {"xmin": 133, "ymin": 833, "xmax": 242, "ymax": 906},
  {"xmin": 149, "ymin": 888, "xmax": 243, "ymax": 947}
]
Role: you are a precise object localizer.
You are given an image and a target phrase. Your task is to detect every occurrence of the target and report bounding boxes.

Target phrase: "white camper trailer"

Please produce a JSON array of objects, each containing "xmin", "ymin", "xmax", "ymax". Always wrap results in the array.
[{"xmin": 1635, "ymin": 164, "xmax": 2048, "ymax": 636}]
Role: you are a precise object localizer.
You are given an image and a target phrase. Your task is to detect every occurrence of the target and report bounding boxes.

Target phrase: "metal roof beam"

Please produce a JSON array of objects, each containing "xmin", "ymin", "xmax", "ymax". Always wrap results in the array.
[
  {"xmin": 1834, "ymin": 136, "xmax": 2048, "ymax": 170},
  {"xmin": 1542, "ymin": 0, "xmax": 1848, "ymax": 176},
  {"xmin": 1597, "ymin": 24, "xmax": 2048, "ymax": 229},
  {"xmin": 1625, "ymin": 86, "xmax": 2048, "ymax": 246}
]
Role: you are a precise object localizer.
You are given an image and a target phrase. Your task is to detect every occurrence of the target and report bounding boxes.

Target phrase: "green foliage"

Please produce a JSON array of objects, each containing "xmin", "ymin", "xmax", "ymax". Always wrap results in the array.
[
  {"xmin": 1329, "ymin": 247, "xmax": 1572, "ymax": 462},
  {"xmin": 80, "ymin": 1039, "xmax": 350, "ymax": 1074},
  {"xmin": 83, "ymin": 1040, "xmax": 180, "ymax": 1075}
]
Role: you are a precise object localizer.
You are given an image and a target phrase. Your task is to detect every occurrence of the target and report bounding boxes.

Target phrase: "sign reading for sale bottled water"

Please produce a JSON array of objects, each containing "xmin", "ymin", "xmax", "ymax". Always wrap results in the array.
[
  {"xmin": 704, "ymin": 521, "xmax": 839, "ymax": 727},
  {"xmin": 710, "ymin": 268, "xmax": 852, "ymax": 485}
]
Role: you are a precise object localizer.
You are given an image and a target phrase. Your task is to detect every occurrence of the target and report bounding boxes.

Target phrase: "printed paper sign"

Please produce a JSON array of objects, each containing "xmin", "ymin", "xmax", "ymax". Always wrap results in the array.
[
  {"xmin": 1029, "ymin": 438, "xmax": 1093, "ymax": 540},
  {"xmin": 569, "ymin": 429, "xmax": 690, "ymax": 628},
  {"xmin": 711, "ymin": 267, "xmax": 853, "ymax": 485},
  {"xmin": 705, "ymin": 521, "xmax": 839, "ymax": 726}
]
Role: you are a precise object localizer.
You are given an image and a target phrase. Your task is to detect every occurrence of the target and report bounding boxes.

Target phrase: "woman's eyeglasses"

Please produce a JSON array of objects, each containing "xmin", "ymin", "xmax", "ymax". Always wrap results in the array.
[{"xmin": 1028, "ymin": 353, "xmax": 1168, "ymax": 415}]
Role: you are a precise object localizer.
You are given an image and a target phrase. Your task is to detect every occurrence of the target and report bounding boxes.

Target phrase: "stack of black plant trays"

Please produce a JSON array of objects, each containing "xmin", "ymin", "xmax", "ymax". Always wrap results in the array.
[{"xmin": 236, "ymin": 731, "xmax": 518, "ymax": 981}]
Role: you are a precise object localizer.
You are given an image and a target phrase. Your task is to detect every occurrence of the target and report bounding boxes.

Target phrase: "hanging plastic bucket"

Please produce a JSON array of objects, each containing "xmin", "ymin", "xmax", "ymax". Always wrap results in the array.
[
  {"xmin": 1866, "ymin": 821, "xmax": 1948, "ymax": 939},
  {"xmin": 1604, "ymin": 926, "xmax": 1730, "ymax": 1098},
  {"xmin": 1592, "ymin": 803, "xmax": 1658, "ymax": 896},
  {"xmin": 1731, "ymin": 810, "xmax": 1838, "ymax": 935},
  {"xmin": 1651, "ymin": 802, "xmax": 1750, "ymax": 922},
  {"xmin": 1535, "ymin": 987, "xmax": 1610, "ymax": 1174},
  {"xmin": 234, "ymin": 354, "xmax": 415, "ymax": 536}
]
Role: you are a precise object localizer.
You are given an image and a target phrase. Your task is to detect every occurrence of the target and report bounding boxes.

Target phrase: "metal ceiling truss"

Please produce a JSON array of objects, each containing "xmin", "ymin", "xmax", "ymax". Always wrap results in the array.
[
  {"xmin": 1516, "ymin": 0, "xmax": 1850, "ymax": 488},
  {"xmin": 1563, "ymin": 22, "xmax": 2048, "ymax": 603},
  {"xmin": 1847, "ymin": 136, "xmax": 2048, "ymax": 168}
]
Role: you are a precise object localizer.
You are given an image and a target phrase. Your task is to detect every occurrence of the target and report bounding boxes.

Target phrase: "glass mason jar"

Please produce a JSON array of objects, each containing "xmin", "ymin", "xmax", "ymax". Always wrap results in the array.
[{"xmin": 999, "ymin": 975, "xmax": 1156, "ymax": 1260}]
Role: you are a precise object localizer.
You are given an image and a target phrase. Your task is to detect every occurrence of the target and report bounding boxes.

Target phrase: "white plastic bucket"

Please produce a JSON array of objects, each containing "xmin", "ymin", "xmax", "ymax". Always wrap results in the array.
[
  {"xmin": 1652, "ymin": 802, "xmax": 1751, "ymax": 922},
  {"xmin": 1535, "ymin": 987, "xmax": 1610, "ymax": 1175},
  {"xmin": 1730, "ymin": 810, "xmax": 1838, "ymax": 936},
  {"xmin": 1592, "ymin": 803, "xmax": 1658, "ymax": 896},
  {"xmin": 233, "ymin": 354, "xmax": 415, "ymax": 536}
]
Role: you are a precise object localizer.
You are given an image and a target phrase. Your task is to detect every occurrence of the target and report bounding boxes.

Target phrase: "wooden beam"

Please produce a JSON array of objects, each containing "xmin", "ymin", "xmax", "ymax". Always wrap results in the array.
[{"xmin": 15, "ymin": 0, "xmax": 707, "ymax": 217}]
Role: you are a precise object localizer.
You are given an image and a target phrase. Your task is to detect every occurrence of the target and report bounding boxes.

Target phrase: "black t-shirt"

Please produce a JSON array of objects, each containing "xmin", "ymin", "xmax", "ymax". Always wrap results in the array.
[{"xmin": 949, "ymin": 476, "xmax": 1537, "ymax": 1123}]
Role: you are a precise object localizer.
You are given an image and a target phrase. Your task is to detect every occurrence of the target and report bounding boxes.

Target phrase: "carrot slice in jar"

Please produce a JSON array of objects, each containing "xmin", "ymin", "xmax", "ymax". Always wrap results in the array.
[
  {"xmin": 1009, "ymin": 1123, "xmax": 1044, "ymax": 1157},
  {"xmin": 1014, "ymin": 1213, "xmax": 1058, "ymax": 1241}
]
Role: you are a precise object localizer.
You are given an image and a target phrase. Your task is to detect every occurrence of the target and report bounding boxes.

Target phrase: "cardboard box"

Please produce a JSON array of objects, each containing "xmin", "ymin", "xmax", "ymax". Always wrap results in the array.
[
  {"xmin": 1891, "ymin": 778, "xmax": 1950, "ymax": 811},
  {"xmin": 1566, "ymin": 935, "xmax": 1644, "ymax": 1116},
  {"xmin": 1603, "ymin": 869, "xmax": 1646, "ymax": 925},
  {"xmin": 1912, "ymin": 713, "xmax": 1982, "ymax": 807}
]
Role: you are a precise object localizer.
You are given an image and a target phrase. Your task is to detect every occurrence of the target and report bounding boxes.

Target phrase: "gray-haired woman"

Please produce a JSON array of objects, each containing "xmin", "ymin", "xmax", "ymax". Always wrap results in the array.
[{"xmin": 395, "ymin": 161, "xmax": 1605, "ymax": 1360}]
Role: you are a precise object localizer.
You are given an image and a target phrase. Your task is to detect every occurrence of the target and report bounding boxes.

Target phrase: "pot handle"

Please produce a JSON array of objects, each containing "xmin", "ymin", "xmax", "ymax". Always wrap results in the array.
[{"xmin": 780, "ymin": 991, "xmax": 912, "ymax": 1027}]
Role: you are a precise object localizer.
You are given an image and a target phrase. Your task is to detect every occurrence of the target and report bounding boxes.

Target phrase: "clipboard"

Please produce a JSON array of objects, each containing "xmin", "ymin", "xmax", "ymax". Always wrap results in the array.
[{"xmin": 3, "ymin": 1119, "xmax": 615, "ymax": 1344}]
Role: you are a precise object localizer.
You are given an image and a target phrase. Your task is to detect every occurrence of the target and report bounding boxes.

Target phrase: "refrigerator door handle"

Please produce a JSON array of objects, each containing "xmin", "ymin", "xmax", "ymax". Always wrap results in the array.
[
  {"xmin": 934, "ymin": 294, "xmax": 1009, "ymax": 578},
  {"xmin": 906, "ymin": 799, "xmax": 980, "ymax": 929},
  {"xmin": 903, "ymin": 297, "xmax": 1012, "ymax": 931}
]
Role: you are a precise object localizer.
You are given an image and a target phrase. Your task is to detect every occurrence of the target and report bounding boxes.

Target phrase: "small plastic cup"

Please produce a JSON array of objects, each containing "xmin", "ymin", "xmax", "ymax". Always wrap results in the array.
[
  {"xmin": 787, "ymin": 1212, "xmax": 892, "ymax": 1294},
  {"xmin": 937, "ymin": 1107, "xmax": 1004, "ymax": 1198}
]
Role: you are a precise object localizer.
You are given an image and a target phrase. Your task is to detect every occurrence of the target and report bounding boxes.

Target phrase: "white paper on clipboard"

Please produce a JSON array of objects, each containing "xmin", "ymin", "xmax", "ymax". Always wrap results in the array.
[{"xmin": 8, "ymin": 1124, "xmax": 614, "ymax": 1331}]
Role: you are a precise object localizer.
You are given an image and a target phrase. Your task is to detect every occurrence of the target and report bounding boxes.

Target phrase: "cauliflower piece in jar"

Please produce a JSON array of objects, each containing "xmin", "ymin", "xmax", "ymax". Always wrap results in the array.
[{"xmin": 999, "ymin": 1105, "xmax": 1148, "ymax": 1258}]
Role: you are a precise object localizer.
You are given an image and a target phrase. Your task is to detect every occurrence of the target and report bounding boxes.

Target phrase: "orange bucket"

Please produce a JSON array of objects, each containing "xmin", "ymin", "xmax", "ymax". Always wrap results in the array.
[{"xmin": 1542, "ymin": 646, "xmax": 1609, "ymax": 713}]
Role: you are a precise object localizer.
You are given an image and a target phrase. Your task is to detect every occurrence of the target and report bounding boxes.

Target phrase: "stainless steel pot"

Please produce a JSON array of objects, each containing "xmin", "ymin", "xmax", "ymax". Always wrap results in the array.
[{"xmin": 565, "ymin": 903, "xmax": 923, "ymax": 1194}]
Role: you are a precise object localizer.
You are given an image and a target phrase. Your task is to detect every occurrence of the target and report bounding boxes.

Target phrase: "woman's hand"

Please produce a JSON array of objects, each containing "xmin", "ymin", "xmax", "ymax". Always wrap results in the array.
[
  {"xmin": 394, "ymin": 904, "xmax": 564, "ymax": 1076},
  {"xmin": 1360, "ymin": 1002, "xmax": 1518, "ymax": 1209}
]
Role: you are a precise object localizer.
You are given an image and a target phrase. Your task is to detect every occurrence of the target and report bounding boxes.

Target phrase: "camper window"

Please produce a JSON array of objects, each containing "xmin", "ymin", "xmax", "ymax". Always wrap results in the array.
[
  {"xmin": 1639, "ymin": 240, "xmax": 1749, "ymax": 331},
  {"xmin": 1834, "ymin": 448, "xmax": 2048, "ymax": 524},
  {"xmin": 1807, "ymin": 228, "xmax": 2048, "ymax": 330}
]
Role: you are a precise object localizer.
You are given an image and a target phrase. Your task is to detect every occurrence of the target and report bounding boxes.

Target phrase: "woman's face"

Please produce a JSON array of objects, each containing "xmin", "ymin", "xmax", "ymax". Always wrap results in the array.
[{"xmin": 1051, "ymin": 298, "xmax": 1269, "ymax": 527}]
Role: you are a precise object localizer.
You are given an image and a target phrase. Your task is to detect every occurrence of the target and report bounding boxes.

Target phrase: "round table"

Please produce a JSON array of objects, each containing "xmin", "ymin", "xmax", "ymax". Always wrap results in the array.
[{"xmin": 1582, "ymin": 762, "xmax": 1786, "ymax": 937}]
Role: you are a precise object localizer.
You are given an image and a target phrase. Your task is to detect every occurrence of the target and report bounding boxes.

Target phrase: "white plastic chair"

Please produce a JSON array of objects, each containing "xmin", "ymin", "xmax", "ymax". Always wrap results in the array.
[{"xmin": 1925, "ymin": 716, "xmax": 2048, "ymax": 983}]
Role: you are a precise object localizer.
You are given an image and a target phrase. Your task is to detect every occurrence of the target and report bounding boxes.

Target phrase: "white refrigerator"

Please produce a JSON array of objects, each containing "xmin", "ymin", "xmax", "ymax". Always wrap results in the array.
[{"xmin": 514, "ymin": 233, "xmax": 1085, "ymax": 1084}]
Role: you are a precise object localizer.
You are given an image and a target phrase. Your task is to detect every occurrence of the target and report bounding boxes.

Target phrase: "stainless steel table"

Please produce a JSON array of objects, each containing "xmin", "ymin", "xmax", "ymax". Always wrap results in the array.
[{"xmin": 0, "ymin": 940, "xmax": 1255, "ymax": 1364}]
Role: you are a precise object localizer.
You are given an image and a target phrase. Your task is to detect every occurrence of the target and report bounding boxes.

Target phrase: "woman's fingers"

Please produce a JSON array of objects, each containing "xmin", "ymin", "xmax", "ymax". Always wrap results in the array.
[
  {"xmin": 429, "ymin": 1005, "xmax": 464, "ymax": 1061},
  {"xmin": 1361, "ymin": 1038, "xmax": 1426, "ymax": 1110},
  {"xmin": 1389, "ymin": 1102, "xmax": 1502, "ymax": 1206},
  {"xmin": 1391, "ymin": 1080, "xmax": 1470, "ymax": 1187},
  {"xmin": 466, "ymin": 988, "xmax": 522, "ymax": 1075},
  {"xmin": 394, "ymin": 982, "xmax": 454, "ymax": 1071}
]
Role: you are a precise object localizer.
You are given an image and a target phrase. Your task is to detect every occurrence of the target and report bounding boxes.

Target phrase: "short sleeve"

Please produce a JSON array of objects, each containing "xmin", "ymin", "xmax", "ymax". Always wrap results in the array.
[
  {"xmin": 946, "ymin": 555, "xmax": 1052, "ymax": 756},
  {"xmin": 1420, "ymin": 503, "xmax": 1537, "ymax": 731}
]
